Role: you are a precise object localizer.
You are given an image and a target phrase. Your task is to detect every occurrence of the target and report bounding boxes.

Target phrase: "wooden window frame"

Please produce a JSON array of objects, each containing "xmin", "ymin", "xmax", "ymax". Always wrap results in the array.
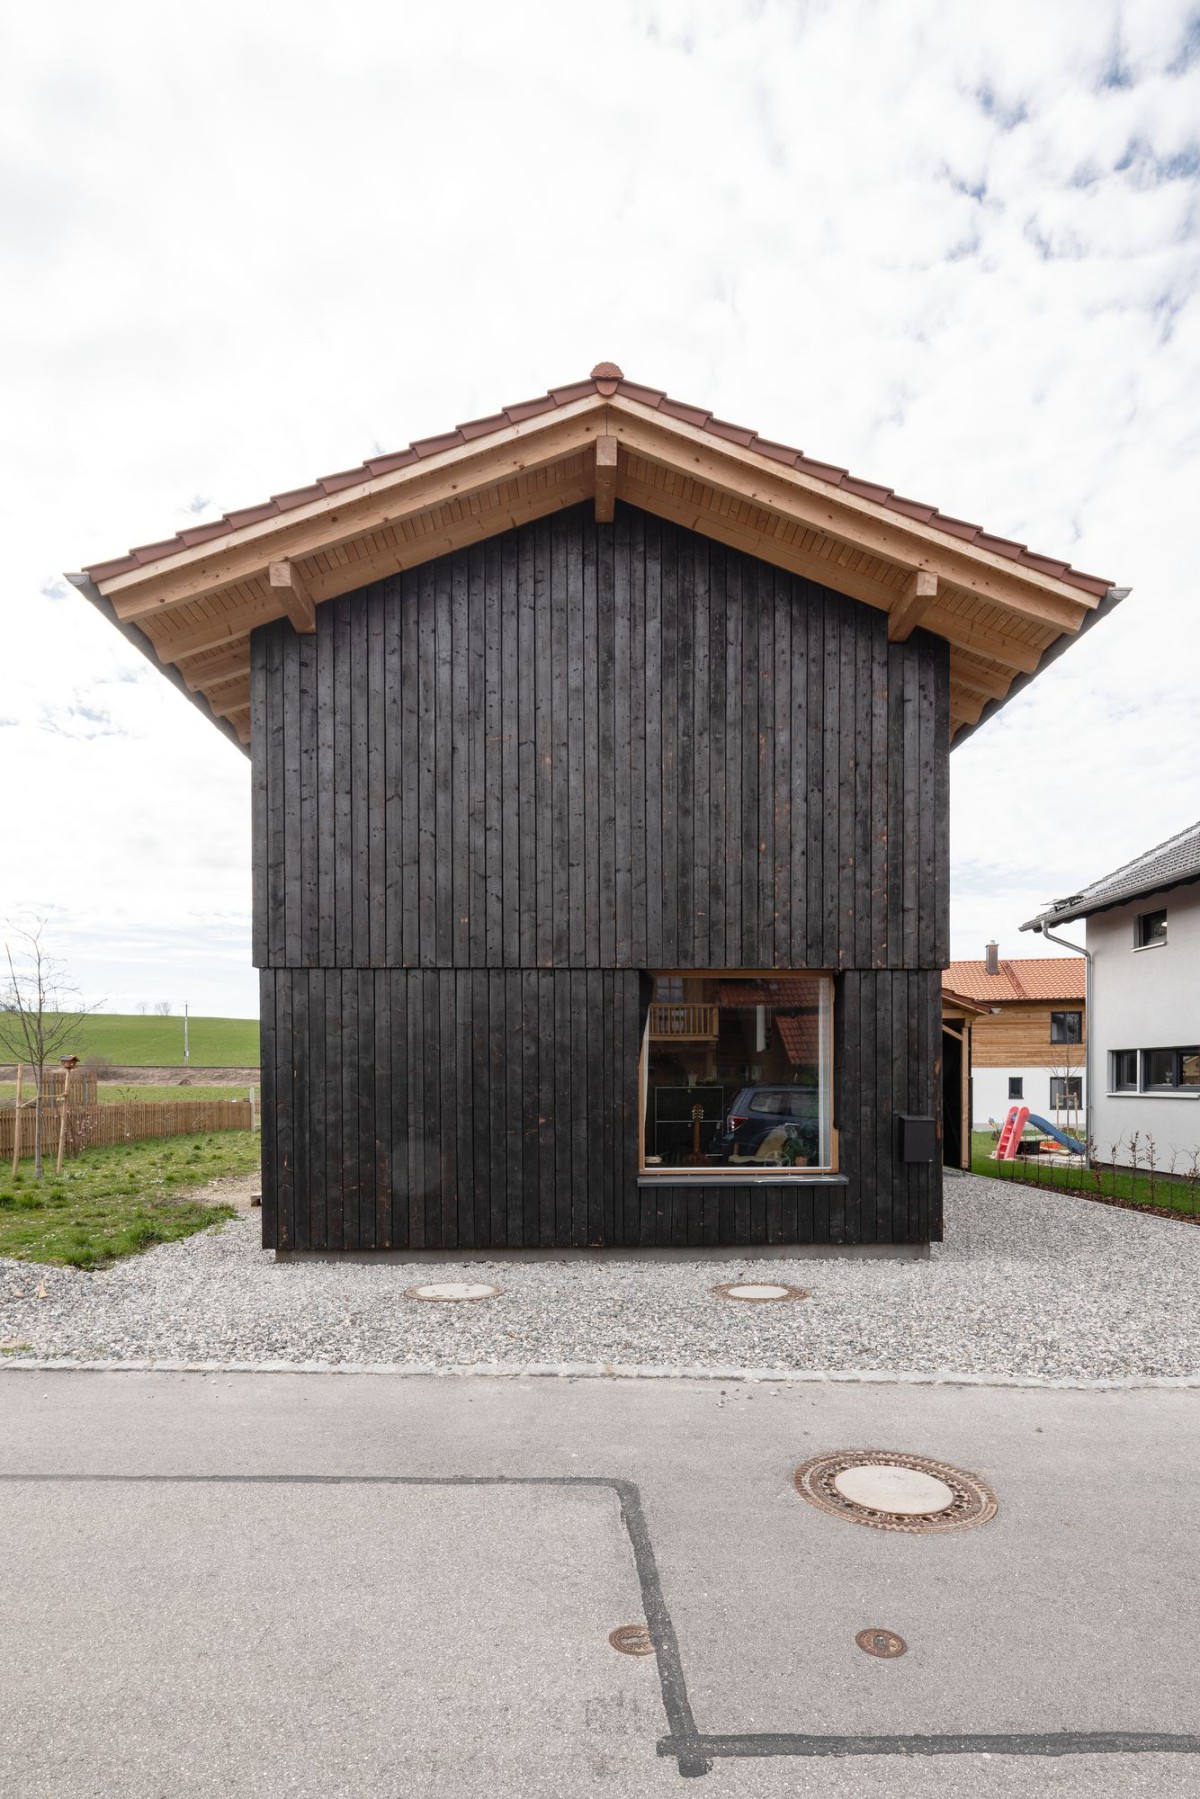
[{"xmin": 638, "ymin": 970, "xmax": 837, "ymax": 1180}]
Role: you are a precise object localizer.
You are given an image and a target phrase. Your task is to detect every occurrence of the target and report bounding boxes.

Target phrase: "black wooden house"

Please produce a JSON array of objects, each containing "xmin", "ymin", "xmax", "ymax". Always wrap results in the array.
[{"xmin": 74, "ymin": 365, "xmax": 1121, "ymax": 1251}]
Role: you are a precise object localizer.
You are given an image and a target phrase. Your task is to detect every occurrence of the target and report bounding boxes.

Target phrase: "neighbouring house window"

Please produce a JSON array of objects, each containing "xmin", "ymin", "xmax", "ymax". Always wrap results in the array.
[
  {"xmin": 1142, "ymin": 1047, "xmax": 1200, "ymax": 1092},
  {"xmin": 641, "ymin": 973, "xmax": 833, "ymax": 1174},
  {"xmin": 1135, "ymin": 908, "xmax": 1167, "ymax": 947},
  {"xmin": 1008, "ymin": 1077, "xmax": 1024, "ymax": 1100},
  {"xmin": 1049, "ymin": 1076, "xmax": 1082, "ymax": 1110},
  {"xmin": 1112, "ymin": 1047, "xmax": 1200, "ymax": 1093},
  {"xmin": 1050, "ymin": 1010, "xmax": 1082, "ymax": 1044}
]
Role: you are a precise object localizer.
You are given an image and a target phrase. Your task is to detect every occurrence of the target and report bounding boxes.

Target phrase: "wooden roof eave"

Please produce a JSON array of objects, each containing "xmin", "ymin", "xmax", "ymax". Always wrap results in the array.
[
  {"xmin": 65, "ymin": 572, "xmax": 250, "ymax": 757},
  {"xmin": 74, "ymin": 383, "xmax": 1125, "ymax": 755},
  {"xmin": 96, "ymin": 392, "xmax": 1100, "ymax": 638}
]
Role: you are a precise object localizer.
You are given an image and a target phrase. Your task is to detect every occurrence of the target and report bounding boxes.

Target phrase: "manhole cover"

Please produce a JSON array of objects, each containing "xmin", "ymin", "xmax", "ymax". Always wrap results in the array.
[
  {"xmin": 609, "ymin": 1624, "xmax": 655, "ymax": 1656},
  {"xmin": 856, "ymin": 1627, "xmax": 907, "ymax": 1659},
  {"xmin": 712, "ymin": 1282, "xmax": 811, "ymax": 1303},
  {"xmin": 403, "ymin": 1282, "xmax": 503, "ymax": 1303},
  {"xmin": 793, "ymin": 1449, "xmax": 997, "ymax": 1534}
]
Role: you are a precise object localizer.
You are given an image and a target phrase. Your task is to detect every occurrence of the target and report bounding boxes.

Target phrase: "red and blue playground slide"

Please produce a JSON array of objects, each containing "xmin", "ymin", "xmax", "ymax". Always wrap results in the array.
[{"xmin": 995, "ymin": 1103, "xmax": 1085, "ymax": 1159}]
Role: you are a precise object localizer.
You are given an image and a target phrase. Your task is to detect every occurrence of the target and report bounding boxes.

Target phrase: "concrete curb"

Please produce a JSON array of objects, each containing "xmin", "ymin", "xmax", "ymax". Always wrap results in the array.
[{"xmin": 1, "ymin": 1357, "xmax": 1199, "ymax": 1391}]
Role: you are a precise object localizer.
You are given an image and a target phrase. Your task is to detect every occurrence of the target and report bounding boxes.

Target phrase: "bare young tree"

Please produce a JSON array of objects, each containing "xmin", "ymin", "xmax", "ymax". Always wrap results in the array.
[
  {"xmin": 153, "ymin": 1000, "xmax": 172, "ymax": 1017},
  {"xmin": 136, "ymin": 1001, "xmax": 149, "ymax": 1015},
  {"xmin": 0, "ymin": 916, "xmax": 101, "ymax": 1178}
]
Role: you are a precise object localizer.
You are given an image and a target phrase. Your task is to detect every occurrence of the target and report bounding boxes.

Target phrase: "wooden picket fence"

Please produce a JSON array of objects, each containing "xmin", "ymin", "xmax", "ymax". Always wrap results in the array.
[{"xmin": 0, "ymin": 1098, "xmax": 253, "ymax": 1163}]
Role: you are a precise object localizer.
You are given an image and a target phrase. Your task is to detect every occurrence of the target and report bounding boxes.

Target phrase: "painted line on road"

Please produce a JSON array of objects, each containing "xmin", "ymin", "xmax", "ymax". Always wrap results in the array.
[{"xmin": 3, "ymin": 1470, "xmax": 1198, "ymax": 1776}]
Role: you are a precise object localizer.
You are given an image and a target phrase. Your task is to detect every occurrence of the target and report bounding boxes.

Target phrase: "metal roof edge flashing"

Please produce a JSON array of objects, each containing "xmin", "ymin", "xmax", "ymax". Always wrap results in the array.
[
  {"xmin": 65, "ymin": 572, "xmax": 250, "ymax": 759},
  {"xmin": 950, "ymin": 583, "xmax": 1132, "ymax": 752}
]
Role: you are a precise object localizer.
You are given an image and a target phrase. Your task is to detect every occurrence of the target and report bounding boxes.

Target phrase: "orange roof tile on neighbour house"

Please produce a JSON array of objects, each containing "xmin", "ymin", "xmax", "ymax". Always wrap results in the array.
[
  {"xmin": 942, "ymin": 958, "xmax": 1086, "ymax": 1005},
  {"xmin": 70, "ymin": 363, "xmax": 1126, "ymax": 754}
]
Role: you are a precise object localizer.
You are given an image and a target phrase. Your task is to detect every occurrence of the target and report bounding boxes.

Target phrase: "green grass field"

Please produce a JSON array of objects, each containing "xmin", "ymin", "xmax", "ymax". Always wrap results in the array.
[
  {"xmin": 0, "ymin": 1132, "xmax": 258, "ymax": 1270},
  {"xmin": 970, "ymin": 1131, "xmax": 1200, "ymax": 1220},
  {"xmin": 0, "ymin": 1013, "xmax": 259, "ymax": 1068},
  {"xmin": 0, "ymin": 1084, "xmax": 254, "ymax": 1105}
]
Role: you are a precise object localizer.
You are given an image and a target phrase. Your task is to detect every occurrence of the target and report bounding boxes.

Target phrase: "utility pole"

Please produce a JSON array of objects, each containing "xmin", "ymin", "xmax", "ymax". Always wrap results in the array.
[{"xmin": 184, "ymin": 1002, "xmax": 190, "ymax": 1064}]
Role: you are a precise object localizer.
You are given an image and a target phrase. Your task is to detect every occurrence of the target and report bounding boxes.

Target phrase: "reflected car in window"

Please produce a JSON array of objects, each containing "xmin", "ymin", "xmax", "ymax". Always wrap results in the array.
[{"xmin": 712, "ymin": 1085, "xmax": 820, "ymax": 1166}]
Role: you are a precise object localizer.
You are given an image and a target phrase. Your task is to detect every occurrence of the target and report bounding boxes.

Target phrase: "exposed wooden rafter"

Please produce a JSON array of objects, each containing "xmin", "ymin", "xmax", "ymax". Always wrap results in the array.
[
  {"xmin": 77, "ymin": 375, "xmax": 1113, "ymax": 754},
  {"xmin": 594, "ymin": 435, "xmax": 619, "ymax": 523},
  {"xmin": 269, "ymin": 561, "xmax": 317, "ymax": 634},
  {"xmin": 888, "ymin": 570, "xmax": 938, "ymax": 641}
]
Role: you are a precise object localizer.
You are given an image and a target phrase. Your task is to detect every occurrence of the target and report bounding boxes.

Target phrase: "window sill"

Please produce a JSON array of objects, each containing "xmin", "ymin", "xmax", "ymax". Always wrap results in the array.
[
  {"xmin": 1132, "ymin": 941, "xmax": 1166, "ymax": 952},
  {"xmin": 638, "ymin": 1171, "xmax": 849, "ymax": 1186}
]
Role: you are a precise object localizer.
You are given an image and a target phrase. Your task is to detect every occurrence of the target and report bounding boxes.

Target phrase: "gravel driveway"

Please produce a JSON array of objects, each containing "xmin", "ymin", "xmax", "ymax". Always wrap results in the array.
[{"xmin": 2, "ymin": 1173, "xmax": 1198, "ymax": 1383}]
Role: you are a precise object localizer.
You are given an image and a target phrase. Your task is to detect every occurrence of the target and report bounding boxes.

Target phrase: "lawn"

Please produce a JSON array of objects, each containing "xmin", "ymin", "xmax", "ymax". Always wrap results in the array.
[
  {"xmin": 970, "ymin": 1131, "xmax": 1200, "ymax": 1220},
  {"xmin": 0, "ymin": 1013, "xmax": 260, "ymax": 1068},
  {"xmin": 0, "ymin": 1133, "xmax": 259, "ymax": 1270},
  {"xmin": 0, "ymin": 1083, "xmax": 255, "ymax": 1105}
]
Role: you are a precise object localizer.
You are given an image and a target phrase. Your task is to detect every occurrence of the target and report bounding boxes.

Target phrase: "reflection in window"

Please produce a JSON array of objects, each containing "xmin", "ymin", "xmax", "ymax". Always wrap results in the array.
[
  {"xmin": 642, "ymin": 974, "xmax": 833, "ymax": 1174},
  {"xmin": 1143, "ymin": 1047, "xmax": 1200, "ymax": 1091},
  {"xmin": 1050, "ymin": 1011, "xmax": 1082, "ymax": 1044}
]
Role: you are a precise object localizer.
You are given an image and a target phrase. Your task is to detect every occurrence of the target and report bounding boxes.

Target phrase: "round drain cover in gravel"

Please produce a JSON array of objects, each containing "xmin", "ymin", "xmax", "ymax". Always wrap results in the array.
[
  {"xmin": 403, "ymin": 1282, "xmax": 502, "ymax": 1303},
  {"xmin": 793, "ymin": 1449, "xmax": 997, "ymax": 1534},
  {"xmin": 856, "ymin": 1628, "xmax": 907, "ymax": 1659},
  {"xmin": 609, "ymin": 1624, "xmax": 654, "ymax": 1656},
  {"xmin": 712, "ymin": 1282, "xmax": 811, "ymax": 1303}
]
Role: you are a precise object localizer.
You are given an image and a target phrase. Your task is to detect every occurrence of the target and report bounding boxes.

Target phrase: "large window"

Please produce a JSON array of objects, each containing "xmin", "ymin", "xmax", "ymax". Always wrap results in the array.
[
  {"xmin": 1109, "ymin": 1047, "xmax": 1199, "ymax": 1094},
  {"xmin": 641, "ymin": 974, "xmax": 833, "ymax": 1175},
  {"xmin": 1050, "ymin": 1010, "xmax": 1082, "ymax": 1044}
]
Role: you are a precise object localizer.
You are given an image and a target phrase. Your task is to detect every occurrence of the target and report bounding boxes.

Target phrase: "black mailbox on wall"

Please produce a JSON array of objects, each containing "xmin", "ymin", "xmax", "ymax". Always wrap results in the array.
[{"xmin": 898, "ymin": 1115, "xmax": 937, "ymax": 1163}]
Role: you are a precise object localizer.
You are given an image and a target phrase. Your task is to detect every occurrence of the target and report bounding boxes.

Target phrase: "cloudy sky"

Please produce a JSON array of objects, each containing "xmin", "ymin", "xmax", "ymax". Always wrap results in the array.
[{"xmin": 4, "ymin": 0, "xmax": 1199, "ymax": 1016}]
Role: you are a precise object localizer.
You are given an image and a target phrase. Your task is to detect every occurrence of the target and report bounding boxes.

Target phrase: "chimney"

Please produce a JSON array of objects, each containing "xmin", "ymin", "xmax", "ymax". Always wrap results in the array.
[{"xmin": 985, "ymin": 941, "xmax": 999, "ymax": 976}]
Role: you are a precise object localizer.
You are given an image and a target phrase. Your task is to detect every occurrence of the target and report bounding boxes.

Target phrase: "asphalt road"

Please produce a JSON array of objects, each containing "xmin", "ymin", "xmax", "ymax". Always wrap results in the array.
[{"xmin": 1, "ymin": 1371, "xmax": 1198, "ymax": 1797}]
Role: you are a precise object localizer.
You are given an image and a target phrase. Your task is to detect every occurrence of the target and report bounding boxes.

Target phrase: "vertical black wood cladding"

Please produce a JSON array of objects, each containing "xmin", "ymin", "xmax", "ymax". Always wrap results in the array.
[{"xmin": 253, "ymin": 501, "xmax": 950, "ymax": 1250}]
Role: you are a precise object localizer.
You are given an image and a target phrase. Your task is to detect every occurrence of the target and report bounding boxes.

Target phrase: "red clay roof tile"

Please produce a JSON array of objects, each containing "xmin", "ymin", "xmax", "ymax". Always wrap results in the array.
[
  {"xmin": 656, "ymin": 396, "xmax": 713, "ymax": 427},
  {"xmin": 81, "ymin": 366, "xmax": 1115, "ymax": 598},
  {"xmin": 942, "ymin": 958, "xmax": 1086, "ymax": 1003},
  {"xmin": 704, "ymin": 417, "xmax": 758, "ymax": 446},
  {"xmin": 408, "ymin": 430, "xmax": 465, "ymax": 458}
]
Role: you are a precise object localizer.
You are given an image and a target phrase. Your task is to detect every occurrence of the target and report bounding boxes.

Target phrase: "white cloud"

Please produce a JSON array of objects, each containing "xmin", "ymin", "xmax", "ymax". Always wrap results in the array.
[{"xmin": 2, "ymin": 0, "xmax": 1198, "ymax": 1004}]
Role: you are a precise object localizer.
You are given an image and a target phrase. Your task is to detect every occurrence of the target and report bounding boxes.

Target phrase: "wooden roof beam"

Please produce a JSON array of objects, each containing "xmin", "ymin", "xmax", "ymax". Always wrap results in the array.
[
  {"xmin": 611, "ymin": 413, "xmax": 1094, "ymax": 630},
  {"xmin": 921, "ymin": 605, "xmax": 1045, "ymax": 674},
  {"xmin": 950, "ymin": 651, "xmax": 1011, "ymax": 701},
  {"xmin": 101, "ymin": 407, "xmax": 607, "ymax": 619},
  {"xmin": 594, "ymin": 436, "xmax": 618, "ymax": 523},
  {"xmin": 269, "ymin": 561, "xmax": 316, "ymax": 634},
  {"xmin": 178, "ymin": 639, "xmax": 253, "ymax": 689},
  {"xmin": 888, "ymin": 570, "xmax": 937, "ymax": 641},
  {"xmin": 210, "ymin": 688, "xmax": 250, "ymax": 722}
]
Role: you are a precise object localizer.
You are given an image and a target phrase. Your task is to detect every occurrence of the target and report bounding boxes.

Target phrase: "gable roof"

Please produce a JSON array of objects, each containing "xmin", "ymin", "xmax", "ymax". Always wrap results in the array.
[
  {"xmin": 69, "ymin": 362, "xmax": 1124, "ymax": 754},
  {"xmin": 942, "ymin": 957, "xmax": 1086, "ymax": 1004},
  {"xmin": 1022, "ymin": 820, "xmax": 1200, "ymax": 929}
]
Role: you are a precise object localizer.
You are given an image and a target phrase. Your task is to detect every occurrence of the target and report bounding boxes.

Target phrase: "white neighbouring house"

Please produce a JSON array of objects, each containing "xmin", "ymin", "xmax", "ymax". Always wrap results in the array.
[{"xmin": 1024, "ymin": 820, "xmax": 1200, "ymax": 1174}]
